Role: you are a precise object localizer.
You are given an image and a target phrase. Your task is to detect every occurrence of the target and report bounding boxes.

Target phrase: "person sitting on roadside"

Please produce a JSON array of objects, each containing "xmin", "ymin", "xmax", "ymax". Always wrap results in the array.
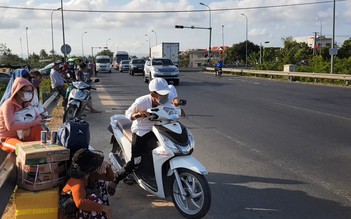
[
  {"xmin": 50, "ymin": 62, "xmax": 67, "ymax": 107},
  {"xmin": 29, "ymin": 69, "xmax": 46, "ymax": 116},
  {"xmin": 0, "ymin": 77, "xmax": 47, "ymax": 152},
  {"xmin": 0, "ymin": 68, "xmax": 31, "ymax": 106},
  {"xmin": 75, "ymin": 62, "xmax": 88, "ymax": 82},
  {"xmin": 61, "ymin": 148, "xmax": 114, "ymax": 219}
]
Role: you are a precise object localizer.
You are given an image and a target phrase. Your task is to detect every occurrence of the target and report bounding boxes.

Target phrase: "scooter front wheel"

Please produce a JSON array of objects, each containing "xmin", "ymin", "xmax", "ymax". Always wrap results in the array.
[
  {"xmin": 63, "ymin": 105, "xmax": 78, "ymax": 122},
  {"xmin": 171, "ymin": 168, "xmax": 211, "ymax": 219}
]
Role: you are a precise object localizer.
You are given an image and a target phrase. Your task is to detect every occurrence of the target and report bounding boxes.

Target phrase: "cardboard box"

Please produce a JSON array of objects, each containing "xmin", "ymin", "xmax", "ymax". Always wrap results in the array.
[
  {"xmin": 16, "ymin": 141, "xmax": 70, "ymax": 165},
  {"xmin": 15, "ymin": 187, "xmax": 59, "ymax": 219},
  {"xmin": 17, "ymin": 159, "xmax": 67, "ymax": 191}
]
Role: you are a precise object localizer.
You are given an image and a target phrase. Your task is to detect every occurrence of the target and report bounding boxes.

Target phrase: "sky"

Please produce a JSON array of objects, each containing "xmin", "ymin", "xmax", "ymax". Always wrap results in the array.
[{"xmin": 0, "ymin": 0, "xmax": 350, "ymax": 58}]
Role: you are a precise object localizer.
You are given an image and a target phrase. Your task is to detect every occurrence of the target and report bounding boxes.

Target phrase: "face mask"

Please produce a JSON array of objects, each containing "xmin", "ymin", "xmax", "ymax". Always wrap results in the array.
[
  {"xmin": 31, "ymin": 79, "xmax": 41, "ymax": 88},
  {"xmin": 158, "ymin": 95, "xmax": 168, "ymax": 104},
  {"xmin": 21, "ymin": 92, "xmax": 33, "ymax": 102}
]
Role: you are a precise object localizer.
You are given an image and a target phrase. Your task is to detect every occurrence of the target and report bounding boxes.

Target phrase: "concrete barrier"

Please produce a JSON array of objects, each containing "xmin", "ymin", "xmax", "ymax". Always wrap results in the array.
[{"xmin": 204, "ymin": 67, "xmax": 351, "ymax": 85}]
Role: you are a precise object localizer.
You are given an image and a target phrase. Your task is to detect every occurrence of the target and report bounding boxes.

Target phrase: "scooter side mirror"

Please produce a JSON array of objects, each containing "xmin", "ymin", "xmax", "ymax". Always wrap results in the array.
[
  {"xmin": 94, "ymin": 79, "xmax": 100, "ymax": 83},
  {"xmin": 178, "ymin": 99, "xmax": 187, "ymax": 106}
]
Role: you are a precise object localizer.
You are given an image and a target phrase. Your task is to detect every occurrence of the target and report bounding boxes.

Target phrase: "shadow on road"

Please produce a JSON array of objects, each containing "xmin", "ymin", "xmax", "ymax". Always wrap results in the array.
[{"xmin": 206, "ymin": 172, "xmax": 351, "ymax": 219}]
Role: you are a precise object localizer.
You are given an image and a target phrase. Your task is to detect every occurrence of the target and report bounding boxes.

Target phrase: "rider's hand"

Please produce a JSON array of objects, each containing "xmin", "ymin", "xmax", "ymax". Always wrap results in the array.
[{"xmin": 134, "ymin": 111, "xmax": 149, "ymax": 119}]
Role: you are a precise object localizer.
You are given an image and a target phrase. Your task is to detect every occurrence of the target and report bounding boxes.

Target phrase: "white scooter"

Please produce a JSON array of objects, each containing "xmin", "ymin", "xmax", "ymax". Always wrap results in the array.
[
  {"xmin": 63, "ymin": 78, "xmax": 99, "ymax": 122},
  {"xmin": 108, "ymin": 103, "xmax": 211, "ymax": 219}
]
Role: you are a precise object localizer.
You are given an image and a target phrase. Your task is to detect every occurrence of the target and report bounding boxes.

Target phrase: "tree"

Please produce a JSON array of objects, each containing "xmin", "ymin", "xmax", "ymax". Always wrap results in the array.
[
  {"xmin": 278, "ymin": 37, "xmax": 313, "ymax": 65},
  {"xmin": 39, "ymin": 49, "xmax": 49, "ymax": 60},
  {"xmin": 338, "ymin": 37, "xmax": 351, "ymax": 59},
  {"xmin": 224, "ymin": 41, "xmax": 259, "ymax": 65},
  {"xmin": 96, "ymin": 49, "xmax": 113, "ymax": 58}
]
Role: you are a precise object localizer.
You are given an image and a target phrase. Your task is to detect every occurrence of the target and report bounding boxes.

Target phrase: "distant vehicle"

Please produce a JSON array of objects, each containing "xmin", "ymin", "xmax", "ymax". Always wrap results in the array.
[
  {"xmin": 150, "ymin": 42, "xmax": 179, "ymax": 66},
  {"xmin": 95, "ymin": 56, "xmax": 112, "ymax": 73},
  {"xmin": 0, "ymin": 72, "xmax": 11, "ymax": 85},
  {"xmin": 39, "ymin": 62, "xmax": 54, "ymax": 75},
  {"xmin": 113, "ymin": 51, "xmax": 129, "ymax": 70},
  {"xmin": 118, "ymin": 60, "xmax": 130, "ymax": 72},
  {"xmin": 129, "ymin": 58, "xmax": 145, "ymax": 76},
  {"xmin": 144, "ymin": 58, "xmax": 179, "ymax": 85}
]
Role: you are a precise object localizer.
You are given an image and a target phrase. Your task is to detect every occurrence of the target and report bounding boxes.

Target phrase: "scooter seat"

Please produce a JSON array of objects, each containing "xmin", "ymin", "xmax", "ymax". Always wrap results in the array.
[{"xmin": 117, "ymin": 118, "xmax": 133, "ymax": 142}]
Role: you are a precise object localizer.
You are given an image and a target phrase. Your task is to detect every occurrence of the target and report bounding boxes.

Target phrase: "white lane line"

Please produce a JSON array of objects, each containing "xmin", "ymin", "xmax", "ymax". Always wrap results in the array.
[{"xmin": 274, "ymin": 102, "xmax": 351, "ymax": 121}]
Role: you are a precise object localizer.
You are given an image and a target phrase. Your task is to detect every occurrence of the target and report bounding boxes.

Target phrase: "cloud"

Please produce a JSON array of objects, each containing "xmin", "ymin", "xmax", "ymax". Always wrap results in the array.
[{"xmin": 0, "ymin": 0, "xmax": 350, "ymax": 56}]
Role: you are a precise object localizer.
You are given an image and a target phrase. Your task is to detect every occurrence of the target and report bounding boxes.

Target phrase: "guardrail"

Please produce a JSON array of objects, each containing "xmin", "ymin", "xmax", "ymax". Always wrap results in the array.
[
  {"xmin": 205, "ymin": 67, "xmax": 351, "ymax": 85},
  {"xmin": 0, "ymin": 91, "xmax": 58, "ymax": 216}
]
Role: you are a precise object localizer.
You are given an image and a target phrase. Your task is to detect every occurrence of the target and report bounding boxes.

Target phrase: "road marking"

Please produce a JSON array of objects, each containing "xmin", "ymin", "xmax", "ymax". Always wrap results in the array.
[{"xmin": 274, "ymin": 102, "xmax": 351, "ymax": 121}]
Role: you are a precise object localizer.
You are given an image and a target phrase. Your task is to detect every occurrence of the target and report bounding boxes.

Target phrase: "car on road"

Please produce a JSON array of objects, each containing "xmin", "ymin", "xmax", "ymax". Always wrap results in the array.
[
  {"xmin": 129, "ymin": 58, "xmax": 145, "ymax": 76},
  {"xmin": 143, "ymin": 58, "xmax": 179, "ymax": 85},
  {"xmin": 119, "ymin": 60, "xmax": 130, "ymax": 72},
  {"xmin": 0, "ymin": 72, "xmax": 11, "ymax": 85},
  {"xmin": 39, "ymin": 62, "xmax": 54, "ymax": 75}
]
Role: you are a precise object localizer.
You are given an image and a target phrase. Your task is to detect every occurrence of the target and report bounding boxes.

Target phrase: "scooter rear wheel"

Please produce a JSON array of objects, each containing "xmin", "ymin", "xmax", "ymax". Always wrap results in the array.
[{"xmin": 171, "ymin": 168, "xmax": 211, "ymax": 219}]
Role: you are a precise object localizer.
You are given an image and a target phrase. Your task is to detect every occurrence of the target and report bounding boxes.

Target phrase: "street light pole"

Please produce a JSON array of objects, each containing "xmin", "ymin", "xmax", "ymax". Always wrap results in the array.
[
  {"xmin": 25, "ymin": 27, "xmax": 29, "ymax": 62},
  {"xmin": 259, "ymin": 41, "xmax": 269, "ymax": 65},
  {"xmin": 106, "ymin": 38, "xmax": 111, "ymax": 48},
  {"xmin": 81, "ymin": 31, "xmax": 87, "ymax": 57},
  {"xmin": 200, "ymin": 2, "xmax": 212, "ymax": 65},
  {"xmin": 145, "ymin": 34, "xmax": 151, "ymax": 57},
  {"xmin": 20, "ymin": 38, "xmax": 23, "ymax": 59},
  {"xmin": 60, "ymin": 0, "xmax": 67, "ymax": 62},
  {"xmin": 222, "ymin": 24, "xmax": 224, "ymax": 64},
  {"xmin": 51, "ymin": 7, "xmax": 61, "ymax": 61},
  {"xmin": 151, "ymin": 30, "xmax": 157, "ymax": 46},
  {"xmin": 241, "ymin": 13, "xmax": 248, "ymax": 68},
  {"xmin": 315, "ymin": 17, "xmax": 323, "ymax": 55},
  {"xmin": 330, "ymin": 0, "xmax": 335, "ymax": 74}
]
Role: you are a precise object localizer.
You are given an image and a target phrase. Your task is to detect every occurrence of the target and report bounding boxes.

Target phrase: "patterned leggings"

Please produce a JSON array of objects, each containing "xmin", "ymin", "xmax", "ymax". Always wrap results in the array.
[{"xmin": 76, "ymin": 180, "xmax": 110, "ymax": 219}]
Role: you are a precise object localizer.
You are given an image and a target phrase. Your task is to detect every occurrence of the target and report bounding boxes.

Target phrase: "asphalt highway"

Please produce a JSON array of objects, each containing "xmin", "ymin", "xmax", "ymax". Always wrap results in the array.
[{"xmin": 86, "ymin": 70, "xmax": 351, "ymax": 219}]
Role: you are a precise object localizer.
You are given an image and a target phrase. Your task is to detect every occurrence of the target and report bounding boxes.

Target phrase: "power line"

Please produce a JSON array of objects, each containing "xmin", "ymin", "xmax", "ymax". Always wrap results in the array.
[{"xmin": 0, "ymin": 0, "xmax": 346, "ymax": 14}]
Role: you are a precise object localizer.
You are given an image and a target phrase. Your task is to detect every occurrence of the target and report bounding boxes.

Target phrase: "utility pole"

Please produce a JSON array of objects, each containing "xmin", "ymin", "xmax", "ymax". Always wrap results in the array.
[
  {"xmin": 330, "ymin": 0, "xmax": 336, "ymax": 74},
  {"xmin": 313, "ymin": 32, "xmax": 318, "ymax": 56}
]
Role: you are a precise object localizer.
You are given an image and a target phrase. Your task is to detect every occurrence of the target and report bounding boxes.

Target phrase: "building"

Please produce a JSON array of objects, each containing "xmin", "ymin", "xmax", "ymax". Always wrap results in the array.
[
  {"xmin": 186, "ymin": 46, "xmax": 228, "ymax": 67},
  {"xmin": 293, "ymin": 36, "xmax": 332, "ymax": 49}
]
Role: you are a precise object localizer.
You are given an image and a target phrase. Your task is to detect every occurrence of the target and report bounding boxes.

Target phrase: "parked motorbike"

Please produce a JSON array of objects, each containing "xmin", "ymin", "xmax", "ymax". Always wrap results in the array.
[
  {"xmin": 108, "ymin": 102, "xmax": 211, "ymax": 219},
  {"xmin": 63, "ymin": 76, "xmax": 99, "ymax": 122}
]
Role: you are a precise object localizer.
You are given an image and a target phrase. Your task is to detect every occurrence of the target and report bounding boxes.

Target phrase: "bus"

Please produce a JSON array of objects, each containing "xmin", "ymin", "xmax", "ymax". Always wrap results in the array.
[{"xmin": 113, "ymin": 51, "xmax": 129, "ymax": 70}]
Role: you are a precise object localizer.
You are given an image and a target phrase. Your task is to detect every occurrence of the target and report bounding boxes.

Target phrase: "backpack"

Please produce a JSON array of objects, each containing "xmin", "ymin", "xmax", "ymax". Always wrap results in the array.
[{"xmin": 57, "ymin": 118, "xmax": 90, "ymax": 155}]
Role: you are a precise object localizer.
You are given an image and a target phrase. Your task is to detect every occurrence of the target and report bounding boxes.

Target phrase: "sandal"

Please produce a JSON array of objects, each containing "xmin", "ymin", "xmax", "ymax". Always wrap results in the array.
[{"xmin": 107, "ymin": 181, "xmax": 118, "ymax": 196}]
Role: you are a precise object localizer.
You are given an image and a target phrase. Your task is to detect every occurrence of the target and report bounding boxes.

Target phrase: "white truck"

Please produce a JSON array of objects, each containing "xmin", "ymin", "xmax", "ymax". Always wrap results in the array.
[
  {"xmin": 95, "ymin": 55, "xmax": 112, "ymax": 73},
  {"xmin": 150, "ymin": 42, "xmax": 179, "ymax": 66}
]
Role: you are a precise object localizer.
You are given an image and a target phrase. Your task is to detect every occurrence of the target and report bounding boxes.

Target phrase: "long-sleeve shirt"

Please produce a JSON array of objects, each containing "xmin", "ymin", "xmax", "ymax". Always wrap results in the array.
[
  {"xmin": 50, "ymin": 69, "xmax": 64, "ymax": 89},
  {"xmin": 62, "ymin": 166, "xmax": 114, "ymax": 213},
  {"xmin": 0, "ymin": 78, "xmax": 41, "ymax": 140},
  {"xmin": 125, "ymin": 94, "xmax": 156, "ymax": 137}
]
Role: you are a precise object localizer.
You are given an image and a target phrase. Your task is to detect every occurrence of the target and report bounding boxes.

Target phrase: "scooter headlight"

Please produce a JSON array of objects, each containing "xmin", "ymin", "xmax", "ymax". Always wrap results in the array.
[
  {"xmin": 162, "ymin": 135, "xmax": 181, "ymax": 154},
  {"xmin": 161, "ymin": 131, "xmax": 194, "ymax": 155}
]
